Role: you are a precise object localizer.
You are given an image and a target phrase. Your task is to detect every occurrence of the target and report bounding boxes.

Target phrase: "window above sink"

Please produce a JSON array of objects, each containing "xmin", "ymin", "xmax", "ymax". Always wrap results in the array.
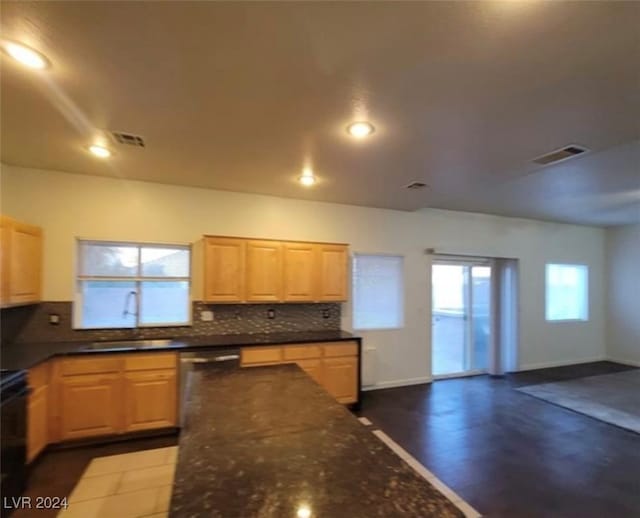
[{"xmin": 74, "ymin": 240, "xmax": 191, "ymax": 330}]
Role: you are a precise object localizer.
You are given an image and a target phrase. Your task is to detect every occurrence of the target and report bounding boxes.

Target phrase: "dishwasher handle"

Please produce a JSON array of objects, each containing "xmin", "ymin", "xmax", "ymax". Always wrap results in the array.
[{"xmin": 180, "ymin": 354, "xmax": 240, "ymax": 364}]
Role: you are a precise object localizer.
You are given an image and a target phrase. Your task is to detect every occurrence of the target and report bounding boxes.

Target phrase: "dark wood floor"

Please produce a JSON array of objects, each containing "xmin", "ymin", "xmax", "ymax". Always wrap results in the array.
[
  {"xmin": 12, "ymin": 434, "xmax": 178, "ymax": 518},
  {"xmin": 358, "ymin": 361, "xmax": 640, "ymax": 518}
]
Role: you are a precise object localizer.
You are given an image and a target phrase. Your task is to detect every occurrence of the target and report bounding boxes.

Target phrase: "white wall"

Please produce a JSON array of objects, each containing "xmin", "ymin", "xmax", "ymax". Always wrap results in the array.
[
  {"xmin": 1, "ymin": 164, "xmax": 607, "ymax": 385},
  {"xmin": 606, "ymin": 224, "xmax": 640, "ymax": 366}
]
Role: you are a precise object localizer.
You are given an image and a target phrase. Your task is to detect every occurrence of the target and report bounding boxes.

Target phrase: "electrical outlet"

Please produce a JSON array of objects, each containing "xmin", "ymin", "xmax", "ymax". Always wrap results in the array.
[
  {"xmin": 201, "ymin": 310, "xmax": 214, "ymax": 322},
  {"xmin": 267, "ymin": 308, "xmax": 276, "ymax": 319},
  {"xmin": 322, "ymin": 308, "xmax": 331, "ymax": 319},
  {"xmin": 49, "ymin": 314, "xmax": 60, "ymax": 325}
]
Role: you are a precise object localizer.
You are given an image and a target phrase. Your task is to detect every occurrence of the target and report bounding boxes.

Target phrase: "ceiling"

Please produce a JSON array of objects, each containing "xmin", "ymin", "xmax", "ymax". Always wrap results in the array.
[{"xmin": 1, "ymin": 1, "xmax": 639, "ymax": 226}]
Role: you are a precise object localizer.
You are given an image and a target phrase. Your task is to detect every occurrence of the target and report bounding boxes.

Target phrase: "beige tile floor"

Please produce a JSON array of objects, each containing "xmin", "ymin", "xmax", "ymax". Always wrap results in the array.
[{"xmin": 58, "ymin": 446, "xmax": 177, "ymax": 518}]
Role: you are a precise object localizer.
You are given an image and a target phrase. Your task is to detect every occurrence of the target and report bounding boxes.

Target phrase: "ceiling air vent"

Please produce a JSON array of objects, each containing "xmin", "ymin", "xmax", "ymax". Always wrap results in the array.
[
  {"xmin": 111, "ymin": 131, "xmax": 145, "ymax": 148},
  {"xmin": 532, "ymin": 144, "xmax": 588, "ymax": 166},
  {"xmin": 405, "ymin": 181, "xmax": 428, "ymax": 190}
]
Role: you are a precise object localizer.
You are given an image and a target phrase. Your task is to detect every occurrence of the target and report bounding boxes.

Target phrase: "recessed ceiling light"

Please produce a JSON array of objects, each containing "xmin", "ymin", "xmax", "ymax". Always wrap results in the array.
[
  {"xmin": 1, "ymin": 41, "xmax": 50, "ymax": 70},
  {"xmin": 88, "ymin": 144, "xmax": 112, "ymax": 158},
  {"xmin": 347, "ymin": 121, "xmax": 375, "ymax": 138},
  {"xmin": 299, "ymin": 167, "xmax": 316, "ymax": 186}
]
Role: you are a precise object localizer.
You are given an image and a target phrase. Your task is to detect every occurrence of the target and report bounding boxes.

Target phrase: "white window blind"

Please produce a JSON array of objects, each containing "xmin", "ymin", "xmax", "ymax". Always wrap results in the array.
[
  {"xmin": 545, "ymin": 263, "xmax": 589, "ymax": 321},
  {"xmin": 352, "ymin": 254, "xmax": 404, "ymax": 330},
  {"xmin": 74, "ymin": 240, "xmax": 191, "ymax": 329}
]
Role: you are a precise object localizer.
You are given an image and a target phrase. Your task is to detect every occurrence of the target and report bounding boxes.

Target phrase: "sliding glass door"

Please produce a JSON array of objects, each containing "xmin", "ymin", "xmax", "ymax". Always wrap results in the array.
[{"xmin": 432, "ymin": 261, "xmax": 491, "ymax": 377}]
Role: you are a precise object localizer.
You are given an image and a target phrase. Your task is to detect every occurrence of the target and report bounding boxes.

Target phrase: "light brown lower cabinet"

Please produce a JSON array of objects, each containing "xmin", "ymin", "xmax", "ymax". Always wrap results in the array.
[
  {"xmin": 27, "ymin": 362, "xmax": 50, "ymax": 462},
  {"xmin": 27, "ymin": 385, "xmax": 49, "ymax": 462},
  {"xmin": 322, "ymin": 357, "xmax": 358, "ymax": 404},
  {"xmin": 46, "ymin": 353, "xmax": 178, "ymax": 446},
  {"xmin": 59, "ymin": 373, "xmax": 122, "ymax": 440},
  {"xmin": 240, "ymin": 341, "xmax": 359, "ymax": 404},
  {"xmin": 26, "ymin": 343, "xmax": 356, "ymax": 459},
  {"xmin": 123, "ymin": 369, "xmax": 177, "ymax": 432},
  {"xmin": 295, "ymin": 358, "xmax": 324, "ymax": 386}
]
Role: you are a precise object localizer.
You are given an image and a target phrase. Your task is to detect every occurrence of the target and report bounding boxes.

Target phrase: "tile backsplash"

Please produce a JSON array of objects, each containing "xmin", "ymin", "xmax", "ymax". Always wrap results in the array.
[{"xmin": 1, "ymin": 301, "xmax": 341, "ymax": 345}]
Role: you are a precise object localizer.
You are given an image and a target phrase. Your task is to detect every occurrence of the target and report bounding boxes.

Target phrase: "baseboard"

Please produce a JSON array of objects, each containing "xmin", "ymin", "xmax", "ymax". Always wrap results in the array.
[
  {"xmin": 361, "ymin": 355, "xmax": 634, "ymax": 389},
  {"xmin": 517, "ymin": 355, "xmax": 607, "ymax": 372},
  {"xmin": 433, "ymin": 370, "xmax": 486, "ymax": 381},
  {"xmin": 606, "ymin": 357, "xmax": 640, "ymax": 367},
  {"xmin": 362, "ymin": 376, "xmax": 432, "ymax": 391}
]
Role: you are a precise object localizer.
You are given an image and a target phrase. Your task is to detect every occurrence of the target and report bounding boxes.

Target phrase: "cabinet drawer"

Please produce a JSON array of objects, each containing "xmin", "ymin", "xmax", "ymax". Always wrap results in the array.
[
  {"xmin": 124, "ymin": 353, "xmax": 177, "ymax": 371},
  {"xmin": 241, "ymin": 346, "xmax": 282, "ymax": 365},
  {"xmin": 282, "ymin": 345, "xmax": 322, "ymax": 360},
  {"xmin": 60, "ymin": 356, "xmax": 122, "ymax": 376},
  {"xmin": 323, "ymin": 342, "xmax": 358, "ymax": 358},
  {"xmin": 28, "ymin": 362, "xmax": 50, "ymax": 389}
]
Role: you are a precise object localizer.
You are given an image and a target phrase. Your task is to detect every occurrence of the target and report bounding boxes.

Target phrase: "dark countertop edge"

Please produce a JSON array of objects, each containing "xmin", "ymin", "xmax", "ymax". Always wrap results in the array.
[{"xmin": 1, "ymin": 331, "xmax": 361, "ymax": 372}]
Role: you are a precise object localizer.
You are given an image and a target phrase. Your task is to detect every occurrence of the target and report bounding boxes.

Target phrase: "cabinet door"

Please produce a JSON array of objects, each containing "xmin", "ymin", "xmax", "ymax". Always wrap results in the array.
[
  {"xmin": 8, "ymin": 220, "xmax": 42, "ymax": 305},
  {"xmin": 317, "ymin": 244, "xmax": 348, "ymax": 301},
  {"xmin": 0, "ymin": 216, "xmax": 9, "ymax": 306},
  {"xmin": 322, "ymin": 357, "xmax": 358, "ymax": 404},
  {"xmin": 282, "ymin": 242, "xmax": 317, "ymax": 302},
  {"xmin": 27, "ymin": 386, "xmax": 48, "ymax": 462},
  {"xmin": 203, "ymin": 237, "xmax": 245, "ymax": 302},
  {"xmin": 246, "ymin": 240, "xmax": 282, "ymax": 301},
  {"xmin": 295, "ymin": 359, "xmax": 324, "ymax": 386},
  {"xmin": 59, "ymin": 374, "xmax": 121, "ymax": 440},
  {"xmin": 123, "ymin": 370, "xmax": 177, "ymax": 432}
]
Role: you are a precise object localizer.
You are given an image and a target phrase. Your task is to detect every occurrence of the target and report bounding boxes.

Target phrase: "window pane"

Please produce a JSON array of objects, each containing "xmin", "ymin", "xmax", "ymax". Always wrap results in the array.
[
  {"xmin": 79, "ymin": 243, "xmax": 138, "ymax": 277},
  {"xmin": 141, "ymin": 247, "xmax": 189, "ymax": 277},
  {"xmin": 545, "ymin": 264, "xmax": 588, "ymax": 321},
  {"xmin": 353, "ymin": 255, "xmax": 404, "ymax": 330},
  {"xmin": 81, "ymin": 281, "xmax": 136, "ymax": 328},
  {"xmin": 139, "ymin": 281, "xmax": 190, "ymax": 325}
]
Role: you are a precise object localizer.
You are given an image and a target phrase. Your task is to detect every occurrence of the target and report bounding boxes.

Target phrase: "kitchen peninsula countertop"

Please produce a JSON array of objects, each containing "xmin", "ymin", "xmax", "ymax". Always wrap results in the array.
[
  {"xmin": 170, "ymin": 363, "xmax": 462, "ymax": 518},
  {"xmin": 0, "ymin": 330, "xmax": 359, "ymax": 371}
]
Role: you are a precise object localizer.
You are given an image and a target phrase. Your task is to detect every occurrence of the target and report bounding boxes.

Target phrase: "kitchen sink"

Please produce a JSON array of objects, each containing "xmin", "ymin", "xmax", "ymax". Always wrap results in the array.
[{"xmin": 82, "ymin": 339, "xmax": 175, "ymax": 351}]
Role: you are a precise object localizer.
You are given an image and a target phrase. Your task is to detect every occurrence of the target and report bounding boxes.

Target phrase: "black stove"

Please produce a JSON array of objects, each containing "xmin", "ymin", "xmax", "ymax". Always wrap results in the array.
[{"xmin": 1, "ymin": 368, "xmax": 28, "ymax": 517}]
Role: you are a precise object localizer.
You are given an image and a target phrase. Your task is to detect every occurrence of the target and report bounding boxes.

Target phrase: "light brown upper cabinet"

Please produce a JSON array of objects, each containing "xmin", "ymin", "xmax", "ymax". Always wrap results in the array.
[
  {"xmin": 246, "ymin": 240, "xmax": 283, "ymax": 301},
  {"xmin": 283, "ymin": 242, "xmax": 317, "ymax": 301},
  {"xmin": 317, "ymin": 244, "xmax": 348, "ymax": 301},
  {"xmin": 0, "ymin": 215, "xmax": 43, "ymax": 307},
  {"xmin": 203, "ymin": 237, "xmax": 245, "ymax": 302},
  {"xmin": 201, "ymin": 236, "xmax": 349, "ymax": 303}
]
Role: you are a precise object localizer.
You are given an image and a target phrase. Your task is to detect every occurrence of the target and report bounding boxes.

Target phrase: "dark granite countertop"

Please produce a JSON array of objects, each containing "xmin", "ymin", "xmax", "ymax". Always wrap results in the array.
[
  {"xmin": 171, "ymin": 363, "xmax": 462, "ymax": 518},
  {"xmin": 0, "ymin": 330, "xmax": 359, "ymax": 371}
]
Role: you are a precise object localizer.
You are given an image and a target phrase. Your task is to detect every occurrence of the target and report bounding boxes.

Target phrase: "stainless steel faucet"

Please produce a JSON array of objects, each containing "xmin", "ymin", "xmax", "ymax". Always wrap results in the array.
[{"xmin": 123, "ymin": 290, "xmax": 138, "ymax": 319}]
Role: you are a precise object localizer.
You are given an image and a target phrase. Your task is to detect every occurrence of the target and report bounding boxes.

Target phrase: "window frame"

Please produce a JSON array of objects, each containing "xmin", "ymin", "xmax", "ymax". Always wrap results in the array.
[
  {"xmin": 544, "ymin": 263, "xmax": 589, "ymax": 323},
  {"xmin": 73, "ymin": 239, "xmax": 192, "ymax": 329},
  {"xmin": 352, "ymin": 252, "xmax": 405, "ymax": 331}
]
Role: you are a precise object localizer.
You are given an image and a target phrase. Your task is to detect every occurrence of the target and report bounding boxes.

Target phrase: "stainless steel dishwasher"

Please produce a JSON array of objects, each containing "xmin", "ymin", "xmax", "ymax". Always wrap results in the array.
[{"xmin": 179, "ymin": 348, "xmax": 240, "ymax": 426}]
